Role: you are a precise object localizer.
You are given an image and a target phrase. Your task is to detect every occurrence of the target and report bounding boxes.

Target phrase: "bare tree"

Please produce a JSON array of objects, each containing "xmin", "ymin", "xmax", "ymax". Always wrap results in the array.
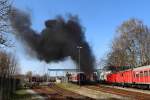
[
  {"xmin": 0, "ymin": 51, "xmax": 19, "ymax": 76},
  {"xmin": 0, "ymin": 51, "xmax": 10, "ymax": 76},
  {"xmin": 116, "ymin": 19, "xmax": 150, "ymax": 66},
  {"xmin": 97, "ymin": 58, "xmax": 107, "ymax": 70},
  {"xmin": 0, "ymin": 0, "xmax": 11, "ymax": 47},
  {"xmin": 0, "ymin": 51, "xmax": 19, "ymax": 100},
  {"xmin": 105, "ymin": 18, "xmax": 150, "ymax": 71}
]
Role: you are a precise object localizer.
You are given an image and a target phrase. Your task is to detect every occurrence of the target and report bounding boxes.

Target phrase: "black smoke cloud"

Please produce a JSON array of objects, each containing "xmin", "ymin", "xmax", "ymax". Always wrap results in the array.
[{"xmin": 9, "ymin": 8, "xmax": 95, "ymax": 74}]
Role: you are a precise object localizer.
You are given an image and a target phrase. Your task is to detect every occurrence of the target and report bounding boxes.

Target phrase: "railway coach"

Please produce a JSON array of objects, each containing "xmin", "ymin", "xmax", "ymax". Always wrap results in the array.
[
  {"xmin": 68, "ymin": 72, "xmax": 98, "ymax": 84},
  {"xmin": 68, "ymin": 72, "xmax": 86, "ymax": 84},
  {"xmin": 106, "ymin": 65, "xmax": 150, "ymax": 89},
  {"xmin": 133, "ymin": 65, "xmax": 150, "ymax": 88}
]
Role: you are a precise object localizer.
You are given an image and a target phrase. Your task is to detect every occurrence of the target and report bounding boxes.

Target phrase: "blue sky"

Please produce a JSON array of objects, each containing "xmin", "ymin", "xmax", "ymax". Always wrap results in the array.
[{"xmin": 11, "ymin": 0, "xmax": 150, "ymax": 75}]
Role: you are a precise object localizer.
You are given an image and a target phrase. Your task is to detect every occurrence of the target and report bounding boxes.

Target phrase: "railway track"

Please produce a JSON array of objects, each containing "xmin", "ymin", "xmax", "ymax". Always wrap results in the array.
[
  {"xmin": 33, "ymin": 83, "xmax": 94, "ymax": 100},
  {"xmin": 33, "ymin": 87, "xmax": 62, "ymax": 99},
  {"xmin": 49, "ymin": 84, "xmax": 89, "ymax": 99},
  {"xmin": 85, "ymin": 85, "xmax": 150, "ymax": 100}
]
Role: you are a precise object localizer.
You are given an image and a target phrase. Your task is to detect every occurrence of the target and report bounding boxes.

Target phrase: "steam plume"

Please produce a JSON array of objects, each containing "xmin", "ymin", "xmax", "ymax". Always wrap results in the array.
[{"xmin": 9, "ymin": 8, "xmax": 95, "ymax": 74}]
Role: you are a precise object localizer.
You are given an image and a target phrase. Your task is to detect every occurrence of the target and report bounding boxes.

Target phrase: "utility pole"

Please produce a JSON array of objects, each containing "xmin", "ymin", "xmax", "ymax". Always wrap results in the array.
[{"xmin": 77, "ymin": 46, "xmax": 82, "ymax": 87}]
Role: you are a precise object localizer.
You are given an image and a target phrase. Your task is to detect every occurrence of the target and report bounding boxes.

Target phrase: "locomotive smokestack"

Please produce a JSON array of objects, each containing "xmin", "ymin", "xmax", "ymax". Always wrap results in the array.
[{"xmin": 9, "ymin": 8, "xmax": 95, "ymax": 74}]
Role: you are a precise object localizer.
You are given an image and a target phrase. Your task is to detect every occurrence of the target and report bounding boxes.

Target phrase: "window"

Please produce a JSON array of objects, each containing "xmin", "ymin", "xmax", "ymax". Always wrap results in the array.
[
  {"xmin": 134, "ymin": 73, "xmax": 136, "ymax": 78},
  {"xmin": 140, "ymin": 71, "xmax": 143, "ymax": 77},
  {"xmin": 136, "ymin": 74, "xmax": 139, "ymax": 78},
  {"xmin": 144, "ymin": 71, "xmax": 148, "ymax": 76}
]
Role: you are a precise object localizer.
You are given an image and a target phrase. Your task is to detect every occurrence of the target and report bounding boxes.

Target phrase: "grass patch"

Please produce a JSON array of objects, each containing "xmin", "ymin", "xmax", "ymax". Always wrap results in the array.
[
  {"xmin": 15, "ymin": 90, "xmax": 28, "ymax": 95},
  {"xmin": 56, "ymin": 83, "xmax": 80, "ymax": 90},
  {"xmin": 10, "ymin": 89, "xmax": 34, "ymax": 100}
]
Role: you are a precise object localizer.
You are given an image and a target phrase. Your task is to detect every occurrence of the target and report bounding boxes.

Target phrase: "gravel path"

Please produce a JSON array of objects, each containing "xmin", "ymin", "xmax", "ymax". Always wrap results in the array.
[
  {"xmin": 26, "ymin": 89, "xmax": 45, "ymax": 100},
  {"xmin": 57, "ymin": 83, "xmax": 128, "ymax": 100}
]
